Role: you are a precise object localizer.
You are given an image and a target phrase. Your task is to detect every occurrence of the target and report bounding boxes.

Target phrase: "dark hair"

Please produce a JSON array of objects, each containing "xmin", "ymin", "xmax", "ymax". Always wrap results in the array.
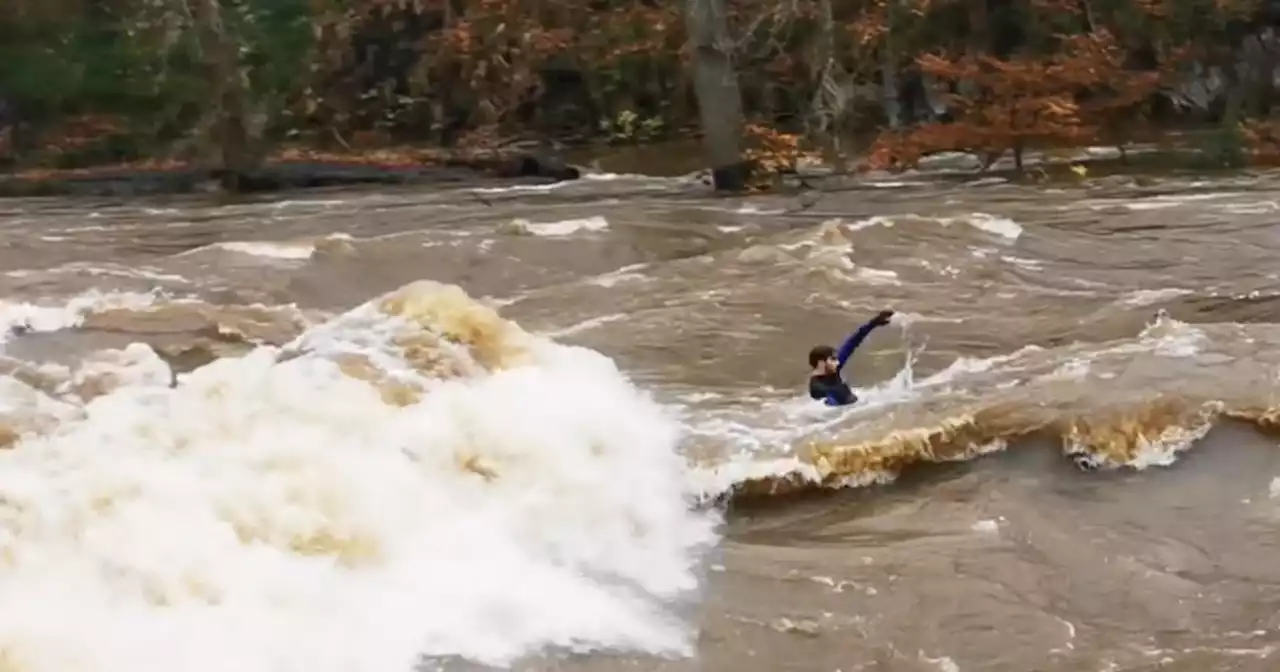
[{"xmin": 808, "ymin": 345, "xmax": 835, "ymax": 368}]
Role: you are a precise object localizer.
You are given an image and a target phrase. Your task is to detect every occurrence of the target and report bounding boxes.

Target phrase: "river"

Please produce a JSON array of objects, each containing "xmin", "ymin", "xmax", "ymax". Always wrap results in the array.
[{"xmin": 0, "ymin": 161, "xmax": 1277, "ymax": 672}]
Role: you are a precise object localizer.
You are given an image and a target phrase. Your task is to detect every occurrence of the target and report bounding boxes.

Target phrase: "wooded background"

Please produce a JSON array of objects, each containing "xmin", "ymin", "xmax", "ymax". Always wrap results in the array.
[{"xmin": 1, "ymin": 0, "xmax": 1277, "ymax": 180}]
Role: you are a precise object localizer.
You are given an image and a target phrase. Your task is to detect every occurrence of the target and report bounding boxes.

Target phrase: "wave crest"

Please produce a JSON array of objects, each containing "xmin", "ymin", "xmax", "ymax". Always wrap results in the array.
[
  {"xmin": 696, "ymin": 317, "xmax": 1280, "ymax": 504},
  {"xmin": 0, "ymin": 280, "xmax": 718, "ymax": 672}
]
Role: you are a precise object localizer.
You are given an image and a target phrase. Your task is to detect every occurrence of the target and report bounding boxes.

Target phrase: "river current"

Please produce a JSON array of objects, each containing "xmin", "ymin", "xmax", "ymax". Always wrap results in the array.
[{"xmin": 0, "ymin": 161, "xmax": 1278, "ymax": 672}]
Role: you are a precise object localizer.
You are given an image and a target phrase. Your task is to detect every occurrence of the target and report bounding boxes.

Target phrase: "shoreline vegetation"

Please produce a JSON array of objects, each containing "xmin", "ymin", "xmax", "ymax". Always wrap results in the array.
[
  {"xmin": 0, "ymin": 145, "xmax": 588, "ymax": 198},
  {"xmin": 1, "ymin": 0, "xmax": 1278, "ymax": 198}
]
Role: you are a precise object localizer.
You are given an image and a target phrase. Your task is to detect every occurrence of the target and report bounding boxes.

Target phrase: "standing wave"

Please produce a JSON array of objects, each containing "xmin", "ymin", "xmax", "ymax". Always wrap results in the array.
[
  {"xmin": 0, "ymin": 281, "xmax": 719, "ymax": 672},
  {"xmin": 685, "ymin": 314, "xmax": 1280, "ymax": 506}
]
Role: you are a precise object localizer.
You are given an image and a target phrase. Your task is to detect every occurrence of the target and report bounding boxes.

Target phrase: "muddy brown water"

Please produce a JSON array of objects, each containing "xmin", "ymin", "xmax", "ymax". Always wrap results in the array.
[{"xmin": 2, "ymin": 164, "xmax": 1280, "ymax": 671}]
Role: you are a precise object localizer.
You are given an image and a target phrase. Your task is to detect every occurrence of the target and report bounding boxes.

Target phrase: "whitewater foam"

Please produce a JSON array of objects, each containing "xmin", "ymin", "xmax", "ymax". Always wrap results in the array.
[
  {"xmin": 585, "ymin": 263, "xmax": 650, "ymax": 288},
  {"xmin": 1119, "ymin": 288, "xmax": 1193, "ymax": 308},
  {"xmin": 542, "ymin": 313, "xmax": 630, "ymax": 338},
  {"xmin": 0, "ymin": 281, "xmax": 718, "ymax": 672},
  {"xmin": 847, "ymin": 213, "xmax": 1023, "ymax": 241},
  {"xmin": 206, "ymin": 241, "xmax": 316, "ymax": 260},
  {"xmin": 469, "ymin": 172, "xmax": 677, "ymax": 196},
  {"xmin": 0, "ymin": 289, "xmax": 163, "ymax": 345},
  {"xmin": 503, "ymin": 215, "xmax": 610, "ymax": 237}
]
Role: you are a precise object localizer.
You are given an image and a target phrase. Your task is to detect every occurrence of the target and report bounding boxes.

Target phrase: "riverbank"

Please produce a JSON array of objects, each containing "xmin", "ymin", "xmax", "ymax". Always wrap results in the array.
[
  {"xmin": 0, "ymin": 146, "xmax": 586, "ymax": 199},
  {"xmin": 0, "ymin": 128, "xmax": 1270, "ymax": 200}
]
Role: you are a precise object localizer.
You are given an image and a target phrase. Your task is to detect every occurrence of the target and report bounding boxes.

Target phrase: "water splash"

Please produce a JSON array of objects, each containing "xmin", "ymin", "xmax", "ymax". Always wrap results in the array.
[{"xmin": 0, "ymin": 281, "xmax": 719, "ymax": 672}]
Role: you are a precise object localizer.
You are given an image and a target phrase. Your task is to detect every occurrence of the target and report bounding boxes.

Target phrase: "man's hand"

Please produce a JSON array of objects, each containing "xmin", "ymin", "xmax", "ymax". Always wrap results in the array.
[{"xmin": 871, "ymin": 310, "xmax": 895, "ymax": 326}]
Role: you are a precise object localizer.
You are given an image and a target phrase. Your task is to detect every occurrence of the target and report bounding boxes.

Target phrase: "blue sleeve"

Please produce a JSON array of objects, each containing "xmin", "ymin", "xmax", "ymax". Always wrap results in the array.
[{"xmin": 834, "ymin": 318, "xmax": 881, "ymax": 372}]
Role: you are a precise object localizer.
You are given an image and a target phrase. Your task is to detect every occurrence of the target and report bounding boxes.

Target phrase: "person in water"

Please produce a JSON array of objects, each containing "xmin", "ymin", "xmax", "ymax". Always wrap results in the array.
[{"xmin": 808, "ymin": 310, "xmax": 895, "ymax": 407}]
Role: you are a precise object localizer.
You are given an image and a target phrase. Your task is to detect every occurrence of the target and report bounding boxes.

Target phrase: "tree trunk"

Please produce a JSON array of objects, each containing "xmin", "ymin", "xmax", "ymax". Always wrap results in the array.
[
  {"xmin": 684, "ymin": 0, "xmax": 747, "ymax": 191},
  {"xmin": 880, "ymin": 53, "xmax": 901, "ymax": 130},
  {"xmin": 191, "ymin": 0, "xmax": 259, "ymax": 191},
  {"xmin": 880, "ymin": 0, "xmax": 902, "ymax": 129}
]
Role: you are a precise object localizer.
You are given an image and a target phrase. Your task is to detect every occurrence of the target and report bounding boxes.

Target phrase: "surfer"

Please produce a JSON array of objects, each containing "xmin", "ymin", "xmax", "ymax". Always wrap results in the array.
[{"xmin": 807, "ymin": 310, "xmax": 895, "ymax": 407}]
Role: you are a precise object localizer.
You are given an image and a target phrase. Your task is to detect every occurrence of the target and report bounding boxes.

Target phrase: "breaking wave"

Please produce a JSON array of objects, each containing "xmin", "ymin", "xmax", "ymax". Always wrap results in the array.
[{"xmin": 0, "ymin": 282, "xmax": 718, "ymax": 672}]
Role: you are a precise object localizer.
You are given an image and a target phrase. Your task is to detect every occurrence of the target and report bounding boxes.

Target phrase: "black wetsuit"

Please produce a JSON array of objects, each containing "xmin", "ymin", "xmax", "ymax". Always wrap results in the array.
[
  {"xmin": 809, "ymin": 371, "xmax": 856, "ymax": 406},
  {"xmin": 808, "ymin": 317, "xmax": 884, "ymax": 407}
]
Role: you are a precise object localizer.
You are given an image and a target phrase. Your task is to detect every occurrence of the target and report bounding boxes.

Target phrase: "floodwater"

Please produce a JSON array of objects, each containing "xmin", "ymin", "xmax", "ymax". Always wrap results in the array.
[{"xmin": 0, "ymin": 160, "xmax": 1278, "ymax": 672}]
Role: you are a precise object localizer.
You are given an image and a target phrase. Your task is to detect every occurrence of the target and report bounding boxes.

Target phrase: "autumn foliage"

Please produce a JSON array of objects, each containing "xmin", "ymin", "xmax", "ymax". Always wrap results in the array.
[
  {"xmin": 742, "ymin": 124, "xmax": 819, "ymax": 188},
  {"xmin": 868, "ymin": 28, "xmax": 1167, "ymax": 171},
  {"xmin": 1239, "ymin": 120, "xmax": 1280, "ymax": 166},
  {"xmin": 0, "ymin": 0, "xmax": 1274, "ymax": 177}
]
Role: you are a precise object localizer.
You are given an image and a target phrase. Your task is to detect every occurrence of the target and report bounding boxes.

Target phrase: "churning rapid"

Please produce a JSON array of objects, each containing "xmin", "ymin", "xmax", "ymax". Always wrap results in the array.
[{"xmin": 0, "ymin": 163, "xmax": 1279, "ymax": 672}]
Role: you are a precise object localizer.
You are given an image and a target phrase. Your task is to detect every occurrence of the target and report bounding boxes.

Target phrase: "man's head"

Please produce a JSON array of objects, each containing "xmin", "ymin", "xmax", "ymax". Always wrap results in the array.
[{"xmin": 808, "ymin": 345, "xmax": 837, "ymax": 373}]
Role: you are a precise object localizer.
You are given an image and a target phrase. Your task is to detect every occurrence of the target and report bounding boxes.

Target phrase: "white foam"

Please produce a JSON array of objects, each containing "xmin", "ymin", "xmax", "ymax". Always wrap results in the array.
[
  {"xmin": 472, "ymin": 182, "xmax": 569, "ymax": 195},
  {"xmin": 1221, "ymin": 200, "xmax": 1280, "ymax": 215},
  {"xmin": 1119, "ymin": 288, "xmax": 1193, "ymax": 308},
  {"xmin": 846, "ymin": 215, "xmax": 895, "ymax": 232},
  {"xmin": 958, "ymin": 213, "xmax": 1023, "ymax": 240},
  {"xmin": 1073, "ymin": 403, "xmax": 1219, "ymax": 470},
  {"xmin": 0, "ymin": 285, "xmax": 718, "ymax": 672},
  {"xmin": 920, "ymin": 653, "xmax": 962, "ymax": 672},
  {"xmin": 731, "ymin": 204, "xmax": 786, "ymax": 215},
  {"xmin": 686, "ymin": 455, "xmax": 826, "ymax": 501},
  {"xmin": 1121, "ymin": 192, "xmax": 1239, "ymax": 210},
  {"xmin": 508, "ymin": 216, "xmax": 610, "ymax": 237},
  {"xmin": 214, "ymin": 241, "xmax": 316, "ymax": 260},
  {"xmin": 468, "ymin": 172, "xmax": 663, "ymax": 196},
  {"xmin": 1047, "ymin": 357, "xmax": 1092, "ymax": 380},
  {"xmin": 1001, "ymin": 255, "xmax": 1043, "ymax": 271},
  {"xmin": 586, "ymin": 263, "xmax": 650, "ymax": 288},
  {"xmin": 0, "ymin": 289, "xmax": 162, "ymax": 345},
  {"xmin": 269, "ymin": 199, "xmax": 349, "ymax": 210},
  {"xmin": 971, "ymin": 519, "xmax": 999, "ymax": 533},
  {"xmin": 847, "ymin": 213, "xmax": 1022, "ymax": 241},
  {"xmin": 542, "ymin": 313, "xmax": 629, "ymax": 338},
  {"xmin": 4, "ymin": 262, "xmax": 189, "ymax": 285},
  {"xmin": 60, "ymin": 342, "xmax": 175, "ymax": 399},
  {"xmin": 181, "ymin": 234, "xmax": 360, "ymax": 261},
  {"xmin": 853, "ymin": 266, "xmax": 900, "ymax": 285},
  {"xmin": 581, "ymin": 171, "xmax": 651, "ymax": 182},
  {"xmin": 0, "ymin": 374, "xmax": 80, "ymax": 423}
]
